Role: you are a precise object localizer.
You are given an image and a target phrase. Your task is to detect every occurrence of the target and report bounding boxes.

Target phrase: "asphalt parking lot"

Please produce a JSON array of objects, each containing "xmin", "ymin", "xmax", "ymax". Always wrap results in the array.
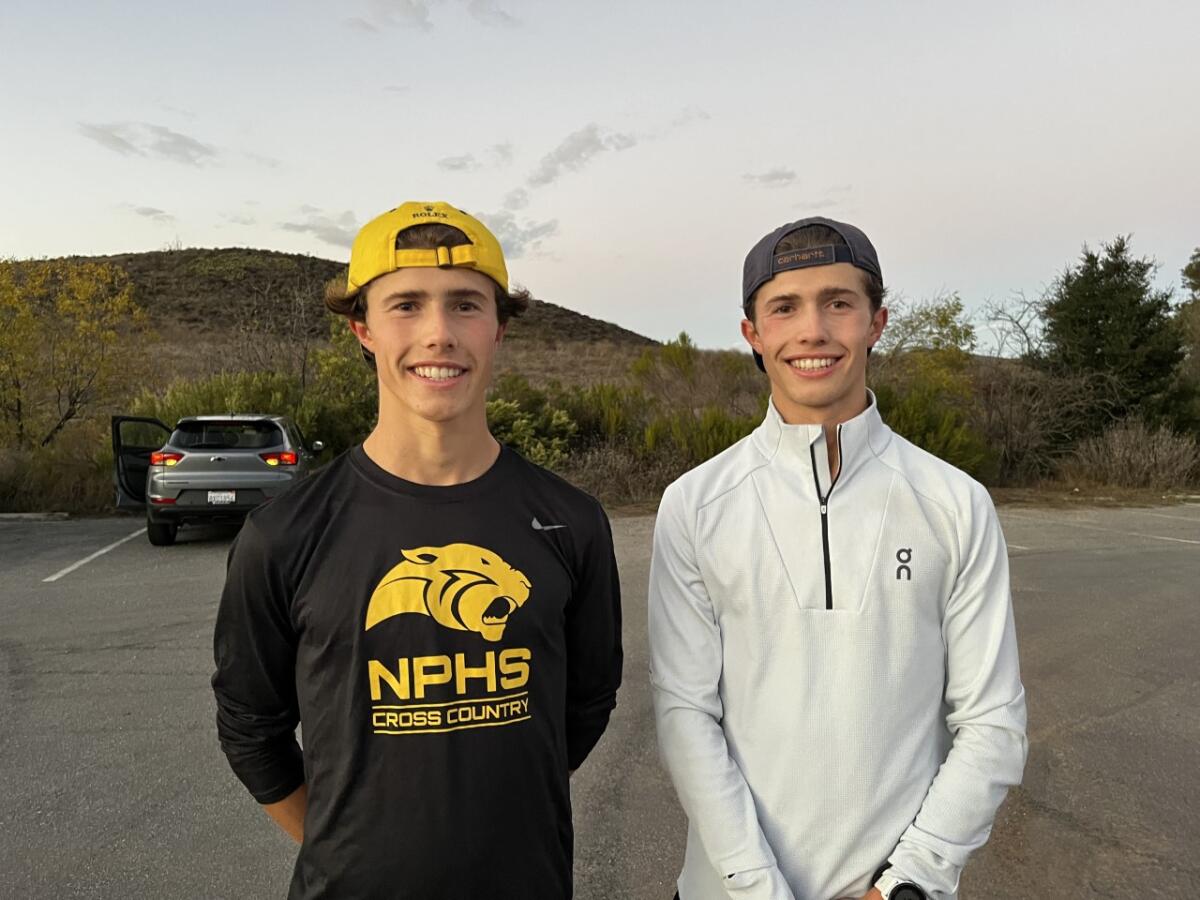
[{"xmin": 1, "ymin": 504, "xmax": 1198, "ymax": 899}]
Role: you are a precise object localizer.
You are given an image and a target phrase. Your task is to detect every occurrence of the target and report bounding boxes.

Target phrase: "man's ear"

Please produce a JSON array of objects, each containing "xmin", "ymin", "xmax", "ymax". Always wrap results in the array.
[
  {"xmin": 347, "ymin": 317, "xmax": 374, "ymax": 355},
  {"xmin": 740, "ymin": 317, "xmax": 764, "ymax": 357},
  {"xmin": 868, "ymin": 305, "xmax": 889, "ymax": 350},
  {"xmin": 495, "ymin": 322, "xmax": 506, "ymax": 346}
]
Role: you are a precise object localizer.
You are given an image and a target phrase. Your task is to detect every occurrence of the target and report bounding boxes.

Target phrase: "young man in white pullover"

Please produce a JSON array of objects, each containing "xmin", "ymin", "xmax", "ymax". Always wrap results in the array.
[{"xmin": 649, "ymin": 218, "xmax": 1027, "ymax": 900}]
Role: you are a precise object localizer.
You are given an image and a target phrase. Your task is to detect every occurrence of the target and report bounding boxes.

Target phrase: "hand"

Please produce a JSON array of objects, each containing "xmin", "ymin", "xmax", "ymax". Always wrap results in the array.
[
  {"xmin": 263, "ymin": 783, "xmax": 307, "ymax": 843},
  {"xmin": 860, "ymin": 889, "xmax": 884, "ymax": 900}
]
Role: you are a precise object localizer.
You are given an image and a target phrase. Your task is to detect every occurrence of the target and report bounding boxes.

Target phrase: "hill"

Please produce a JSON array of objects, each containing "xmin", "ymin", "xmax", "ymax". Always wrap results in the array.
[
  {"xmin": 55, "ymin": 247, "xmax": 656, "ymax": 386},
  {"xmin": 70, "ymin": 247, "xmax": 651, "ymax": 344}
]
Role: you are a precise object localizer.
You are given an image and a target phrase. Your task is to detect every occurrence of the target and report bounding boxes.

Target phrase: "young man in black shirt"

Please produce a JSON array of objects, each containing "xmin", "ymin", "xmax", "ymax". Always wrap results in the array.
[{"xmin": 212, "ymin": 201, "xmax": 623, "ymax": 899}]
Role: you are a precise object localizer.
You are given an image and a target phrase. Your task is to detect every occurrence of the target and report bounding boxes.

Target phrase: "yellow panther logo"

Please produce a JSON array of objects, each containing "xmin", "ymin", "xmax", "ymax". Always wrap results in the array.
[{"xmin": 364, "ymin": 544, "xmax": 531, "ymax": 643}]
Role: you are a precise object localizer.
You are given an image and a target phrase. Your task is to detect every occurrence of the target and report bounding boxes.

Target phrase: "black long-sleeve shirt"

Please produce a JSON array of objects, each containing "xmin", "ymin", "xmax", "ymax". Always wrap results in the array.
[{"xmin": 212, "ymin": 445, "xmax": 623, "ymax": 899}]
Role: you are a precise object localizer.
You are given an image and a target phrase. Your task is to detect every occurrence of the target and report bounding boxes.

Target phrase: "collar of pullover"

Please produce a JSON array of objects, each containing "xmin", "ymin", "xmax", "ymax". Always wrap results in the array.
[{"xmin": 751, "ymin": 390, "xmax": 891, "ymax": 494}]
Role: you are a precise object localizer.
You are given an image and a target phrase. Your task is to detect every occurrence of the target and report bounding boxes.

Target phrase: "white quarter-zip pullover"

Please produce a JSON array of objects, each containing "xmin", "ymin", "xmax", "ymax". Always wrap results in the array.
[{"xmin": 649, "ymin": 395, "xmax": 1027, "ymax": 900}]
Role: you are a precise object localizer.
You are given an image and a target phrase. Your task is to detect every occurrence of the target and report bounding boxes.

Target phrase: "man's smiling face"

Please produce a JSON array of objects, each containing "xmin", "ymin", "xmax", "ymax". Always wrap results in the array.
[
  {"xmin": 741, "ymin": 262, "xmax": 888, "ymax": 424},
  {"xmin": 349, "ymin": 266, "xmax": 504, "ymax": 427}
]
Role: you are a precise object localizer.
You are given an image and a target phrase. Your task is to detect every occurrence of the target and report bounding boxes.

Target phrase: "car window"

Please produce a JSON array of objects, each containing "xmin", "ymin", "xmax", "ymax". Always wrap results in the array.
[
  {"xmin": 118, "ymin": 420, "xmax": 170, "ymax": 450},
  {"xmin": 282, "ymin": 421, "xmax": 302, "ymax": 449},
  {"xmin": 170, "ymin": 421, "xmax": 283, "ymax": 450}
]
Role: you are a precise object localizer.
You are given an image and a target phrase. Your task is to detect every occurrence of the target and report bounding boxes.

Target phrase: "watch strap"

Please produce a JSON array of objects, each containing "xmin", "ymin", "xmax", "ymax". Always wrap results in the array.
[{"xmin": 875, "ymin": 873, "xmax": 927, "ymax": 900}]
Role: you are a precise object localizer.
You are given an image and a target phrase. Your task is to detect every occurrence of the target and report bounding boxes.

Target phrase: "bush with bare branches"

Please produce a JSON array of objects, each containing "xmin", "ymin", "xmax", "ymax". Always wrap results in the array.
[
  {"xmin": 969, "ymin": 358, "xmax": 1121, "ymax": 483},
  {"xmin": 1058, "ymin": 419, "xmax": 1200, "ymax": 489}
]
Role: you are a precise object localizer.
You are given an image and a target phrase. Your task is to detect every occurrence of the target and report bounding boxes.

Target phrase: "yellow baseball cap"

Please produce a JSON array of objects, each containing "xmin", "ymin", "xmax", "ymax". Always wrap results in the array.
[{"xmin": 345, "ymin": 201, "xmax": 509, "ymax": 297}]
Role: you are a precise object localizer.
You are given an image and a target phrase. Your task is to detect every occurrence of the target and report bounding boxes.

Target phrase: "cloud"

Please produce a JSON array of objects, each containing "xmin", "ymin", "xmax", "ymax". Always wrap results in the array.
[
  {"xmin": 349, "ymin": 0, "xmax": 433, "ymax": 32},
  {"xmin": 156, "ymin": 103, "xmax": 196, "ymax": 120},
  {"xmin": 140, "ymin": 124, "xmax": 218, "ymax": 165},
  {"xmin": 476, "ymin": 116, "xmax": 690, "ymax": 257},
  {"xmin": 466, "ymin": 0, "xmax": 519, "ymax": 26},
  {"xmin": 222, "ymin": 212, "xmax": 258, "ymax": 226},
  {"xmin": 244, "ymin": 151, "xmax": 282, "ymax": 169},
  {"xmin": 795, "ymin": 183, "xmax": 853, "ymax": 211},
  {"xmin": 743, "ymin": 167, "xmax": 797, "ymax": 187},
  {"xmin": 438, "ymin": 143, "xmax": 514, "ymax": 172},
  {"xmin": 671, "ymin": 106, "xmax": 711, "ymax": 128},
  {"xmin": 126, "ymin": 205, "xmax": 175, "ymax": 224},
  {"xmin": 438, "ymin": 154, "xmax": 479, "ymax": 172},
  {"xmin": 78, "ymin": 121, "xmax": 218, "ymax": 166},
  {"xmin": 279, "ymin": 209, "xmax": 358, "ymax": 248},
  {"xmin": 77, "ymin": 123, "xmax": 142, "ymax": 157},
  {"xmin": 605, "ymin": 132, "xmax": 636, "ymax": 151},
  {"xmin": 528, "ymin": 124, "xmax": 637, "ymax": 187},
  {"xmin": 383, "ymin": 83, "xmax": 410, "ymax": 94},
  {"xmin": 350, "ymin": 0, "xmax": 520, "ymax": 34},
  {"xmin": 489, "ymin": 142, "xmax": 514, "ymax": 166},
  {"xmin": 502, "ymin": 187, "xmax": 529, "ymax": 211},
  {"xmin": 478, "ymin": 209, "xmax": 558, "ymax": 260}
]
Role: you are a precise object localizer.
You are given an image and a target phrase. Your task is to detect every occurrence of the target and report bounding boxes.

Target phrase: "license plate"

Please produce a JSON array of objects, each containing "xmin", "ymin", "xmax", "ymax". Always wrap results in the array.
[{"xmin": 208, "ymin": 490, "xmax": 236, "ymax": 505}]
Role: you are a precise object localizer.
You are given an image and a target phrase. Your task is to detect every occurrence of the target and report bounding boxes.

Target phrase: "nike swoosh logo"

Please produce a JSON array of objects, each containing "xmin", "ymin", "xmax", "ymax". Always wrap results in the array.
[{"xmin": 531, "ymin": 517, "xmax": 566, "ymax": 531}]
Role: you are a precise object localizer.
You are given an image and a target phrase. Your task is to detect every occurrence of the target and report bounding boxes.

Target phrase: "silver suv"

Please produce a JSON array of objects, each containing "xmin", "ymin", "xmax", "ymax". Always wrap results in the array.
[{"xmin": 112, "ymin": 414, "xmax": 323, "ymax": 546}]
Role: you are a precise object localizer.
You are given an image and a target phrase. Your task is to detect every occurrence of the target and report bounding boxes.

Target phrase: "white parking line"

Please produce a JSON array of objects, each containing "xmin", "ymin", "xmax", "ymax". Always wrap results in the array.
[
  {"xmin": 42, "ymin": 528, "xmax": 147, "ymax": 583},
  {"xmin": 1007, "ymin": 544, "xmax": 1031, "ymax": 551},
  {"xmin": 1129, "ymin": 510, "xmax": 1200, "ymax": 524},
  {"xmin": 1001, "ymin": 512, "xmax": 1200, "ymax": 546}
]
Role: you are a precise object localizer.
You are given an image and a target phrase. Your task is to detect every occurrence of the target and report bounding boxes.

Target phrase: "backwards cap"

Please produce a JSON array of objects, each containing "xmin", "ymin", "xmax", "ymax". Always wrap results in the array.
[
  {"xmin": 742, "ymin": 216, "xmax": 883, "ymax": 372},
  {"xmin": 742, "ymin": 215, "xmax": 882, "ymax": 306},
  {"xmin": 345, "ymin": 201, "xmax": 508, "ymax": 297}
]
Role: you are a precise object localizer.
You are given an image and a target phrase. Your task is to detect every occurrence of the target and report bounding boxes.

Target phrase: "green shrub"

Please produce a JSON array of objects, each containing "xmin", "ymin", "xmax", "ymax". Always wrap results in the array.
[
  {"xmin": 486, "ymin": 398, "xmax": 576, "ymax": 468},
  {"xmin": 301, "ymin": 321, "xmax": 377, "ymax": 453},
  {"xmin": 127, "ymin": 320, "xmax": 379, "ymax": 459},
  {"xmin": 872, "ymin": 310, "xmax": 995, "ymax": 480},
  {"xmin": 631, "ymin": 331, "xmax": 698, "ymax": 384},
  {"xmin": 643, "ymin": 406, "xmax": 759, "ymax": 469},
  {"xmin": 0, "ymin": 419, "xmax": 114, "ymax": 513},
  {"xmin": 632, "ymin": 333, "xmax": 765, "ymax": 420},
  {"xmin": 874, "ymin": 383, "xmax": 992, "ymax": 479},
  {"xmin": 128, "ymin": 370, "xmax": 306, "ymax": 426},
  {"xmin": 554, "ymin": 382, "xmax": 649, "ymax": 448}
]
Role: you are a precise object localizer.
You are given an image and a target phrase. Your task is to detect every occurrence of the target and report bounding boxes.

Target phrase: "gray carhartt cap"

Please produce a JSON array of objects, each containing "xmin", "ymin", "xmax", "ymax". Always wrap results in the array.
[{"xmin": 742, "ymin": 216, "xmax": 883, "ymax": 371}]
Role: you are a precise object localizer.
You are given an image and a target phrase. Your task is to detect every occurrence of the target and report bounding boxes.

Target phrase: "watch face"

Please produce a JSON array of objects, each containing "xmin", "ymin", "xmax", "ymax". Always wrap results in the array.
[{"xmin": 891, "ymin": 886, "xmax": 926, "ymax": 900}]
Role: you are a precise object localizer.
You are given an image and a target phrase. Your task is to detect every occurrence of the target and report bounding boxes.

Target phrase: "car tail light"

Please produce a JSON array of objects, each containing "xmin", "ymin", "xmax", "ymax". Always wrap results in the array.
[
  {"xmin": 150, "ymin": 451, "xmax": 184, "ymax": 466},
  {"xmin": 260, "ymin": 451, "xmax": 298, "ymax": 467},
  {"xmin": 149, "ymin": 496, "xmax": 176, "ymax": 505}
]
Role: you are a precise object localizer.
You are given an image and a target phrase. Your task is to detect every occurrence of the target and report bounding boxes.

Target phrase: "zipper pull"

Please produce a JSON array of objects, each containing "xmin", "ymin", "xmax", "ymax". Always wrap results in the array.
[{"xmin": 820, "ymin": 504, "xmax": 827, "ymax": 515}]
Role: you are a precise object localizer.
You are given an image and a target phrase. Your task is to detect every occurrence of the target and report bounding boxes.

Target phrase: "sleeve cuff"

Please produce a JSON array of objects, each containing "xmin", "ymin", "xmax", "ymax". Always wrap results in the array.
[
  {"xmin": 565, "ymin": 703, "xmax": 616, "ymax": 770},
  {"xmin": 223, "ymin": 739, "xmax": 306, "ymax": 804}
]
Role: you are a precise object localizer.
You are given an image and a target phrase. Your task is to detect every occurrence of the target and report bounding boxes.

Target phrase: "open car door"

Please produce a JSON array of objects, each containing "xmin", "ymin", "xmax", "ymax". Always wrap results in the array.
[{"xmin": 111, "ymin": 416, "xmax": 172, "ymax": 509}]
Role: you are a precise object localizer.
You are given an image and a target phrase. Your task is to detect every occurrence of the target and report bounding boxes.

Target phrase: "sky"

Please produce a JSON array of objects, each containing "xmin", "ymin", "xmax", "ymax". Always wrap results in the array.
[{"xmin": 1, "ymin": 0, "xmax": 1197, "ymax": 351}]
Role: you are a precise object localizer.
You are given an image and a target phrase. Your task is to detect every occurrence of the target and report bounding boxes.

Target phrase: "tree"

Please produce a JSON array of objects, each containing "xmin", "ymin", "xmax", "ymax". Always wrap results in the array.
[
  {"xmin": 230, "ymin": 267, "xmax": 329, "ymax": 392},
  {"xmin": 1040, "ymin": 236, "xmax": 1183, "ymax": 421},
  {"xmin": 875, "ymin": 292, "xmax": 976, "ymax": 358},
  {"xmin": 0, "ymin": 259, "xmax": 150, "ymax": 448},
  {"xmin": 1183, "ymin": 247, "xmax": 1200, "ymax": 302},
  {"xmin": 1166, "ymin": 248, "xmax": 1200, "ymax": 432},
  {"xmin": 871, "ymin": 294, "xmax": 993, "ymax": 478}
]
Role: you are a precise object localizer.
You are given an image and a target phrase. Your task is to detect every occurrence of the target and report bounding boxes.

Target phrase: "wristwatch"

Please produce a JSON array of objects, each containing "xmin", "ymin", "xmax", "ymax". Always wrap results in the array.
[{"xmin": 875, "ymin": 873, "xmax": 927, "ymax": 900}]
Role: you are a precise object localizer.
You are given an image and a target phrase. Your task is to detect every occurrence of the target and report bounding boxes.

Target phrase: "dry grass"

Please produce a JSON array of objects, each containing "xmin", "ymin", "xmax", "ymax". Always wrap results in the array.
[
  {"xmin": 989, "ymin": 483, "xmax": 1200, "ymax": 508},
  {"xmin": 0, "ymin": 422, "xmax": 114, "ymax": 514},
  {"xmin": 556, "ymin": 445, "xmax": 682, "ymax": 507},
  {"xmin": 1057, "ymin": 420, "xmax": 1200, "ymax": 490},
  {"xmin": 145, "ymin": 326, "xmax": 262, "ymax": 384},
  {"xmin": 496, "ymin": 340, "xmax": 646, "ymax": 387}
]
